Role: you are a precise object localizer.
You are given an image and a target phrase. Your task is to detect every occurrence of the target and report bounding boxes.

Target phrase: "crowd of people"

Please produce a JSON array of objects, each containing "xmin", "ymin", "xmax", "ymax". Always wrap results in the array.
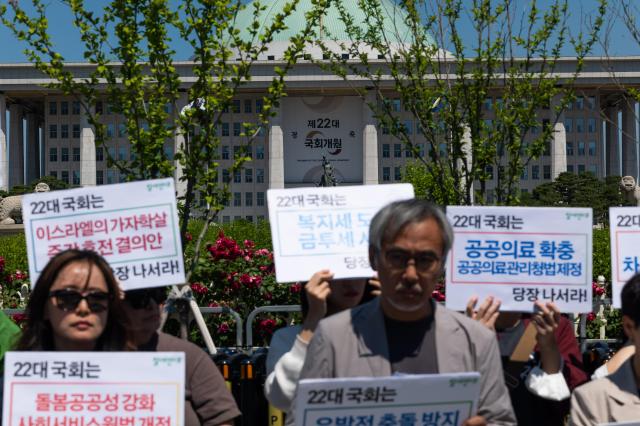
[{"xmin": 0, "ymin": 199, "xmax": 638, "ymax": 425}]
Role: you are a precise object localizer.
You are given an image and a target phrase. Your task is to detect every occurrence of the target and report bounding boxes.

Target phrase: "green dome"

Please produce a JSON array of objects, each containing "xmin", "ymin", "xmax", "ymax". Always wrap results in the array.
[{"xmin": 235, "ymin": 0, "xmax": 432, "ymax": 45}]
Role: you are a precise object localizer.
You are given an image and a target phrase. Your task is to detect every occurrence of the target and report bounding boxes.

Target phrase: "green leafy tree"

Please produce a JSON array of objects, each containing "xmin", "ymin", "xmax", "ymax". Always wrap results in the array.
[
  {"xmin": 314, "ymin": 0, "xmax": 605, "ymax": 205},
  {"xmin": 0, "ymin": 0, "xmax": 322, "ymax": 281}
]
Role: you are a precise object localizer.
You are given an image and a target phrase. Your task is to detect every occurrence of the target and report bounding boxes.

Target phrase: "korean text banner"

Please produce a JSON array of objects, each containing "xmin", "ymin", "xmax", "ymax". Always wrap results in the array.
[
  {"xmin": 295, "ymin": 373, "xmax": 480, "ymax": 426},
  {"xmin": 608, "ymin": 207, "xmax": 640, "ymax": 308},
  {"xmin": 445, "ymin": 206, "xmax": 593, "ymax": 313},
  {"xmin": 267, "ymin": 184, "xmax": 414, "ymax": 282},
  {"xmin": 3, "ymin": 351, "xmax": 185, "ymax": 426},
  {"xmin": 22, "ymin": 178, "xmax": 185, "ymax": 290}
]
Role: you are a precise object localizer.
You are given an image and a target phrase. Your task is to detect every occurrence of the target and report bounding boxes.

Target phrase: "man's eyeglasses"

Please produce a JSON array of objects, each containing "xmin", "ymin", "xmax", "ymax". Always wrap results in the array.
[
  {"xmin": 125, "ymin": 288, "xmax": 167, "ymax": 310},
  {"xmin": 49, "ymin": 289, "xmax": 110, "ymax": 313},
  {"xmin": 383, "ymin": 249, "xmax": 441, "ymax": 272}
]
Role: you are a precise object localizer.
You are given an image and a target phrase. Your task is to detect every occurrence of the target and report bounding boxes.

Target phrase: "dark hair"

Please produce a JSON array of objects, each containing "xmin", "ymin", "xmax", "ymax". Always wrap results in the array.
[
  {"xmin": 368, "ymin": 199, "xmax": 453, "ymax": 269},
  {"xmin": 16, "ymin": 250, "xmax": 133, "ymax": 351},
  {"xmin": 621, "ymin": 274, "xmax": 640, "ymax": 326}
]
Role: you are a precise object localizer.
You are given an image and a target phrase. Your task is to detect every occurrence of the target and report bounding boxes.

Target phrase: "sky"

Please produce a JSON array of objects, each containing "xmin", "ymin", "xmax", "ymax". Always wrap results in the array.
[{"xmin": 0, "ymin": 0, "xmax": 638, "ymax": 63}]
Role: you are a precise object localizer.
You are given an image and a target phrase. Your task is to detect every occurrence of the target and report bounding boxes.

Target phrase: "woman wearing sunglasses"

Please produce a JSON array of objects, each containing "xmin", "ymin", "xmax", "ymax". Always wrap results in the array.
[{"xmin": 15, "ymin": 249, "xmax": 132, "ymax": 351}]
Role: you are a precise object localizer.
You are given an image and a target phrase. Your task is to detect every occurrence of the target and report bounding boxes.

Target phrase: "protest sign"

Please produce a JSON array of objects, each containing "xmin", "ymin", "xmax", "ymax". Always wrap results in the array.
[
  {"xmin": 600, "ymin": 422, "xmax": 640, "ymax": 426},
  {"xmin": 445, "ymin": 206, "xmax": 592, "ymax": 312},
  {"xmin": 3, "ymin": 351, "xmax": 185, "ymax": 426},
  {"xmin": 267, "ymin": 184, "xmax": 414, "ymax": 282},
  {"xmin": 22, "ymin": 178, "xmax": 185, "ymax": 290},
  {"xmin": 295, "ymin": 373, "xmax": 480, "ymax": 426},
  {"xmin": 609, "ymin": 207, "xmax": 640, "ymax": 308}
]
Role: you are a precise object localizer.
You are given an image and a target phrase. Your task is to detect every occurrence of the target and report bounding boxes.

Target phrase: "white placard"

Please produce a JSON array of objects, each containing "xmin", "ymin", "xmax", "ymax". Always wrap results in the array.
[
  {"xmin": 600, "ymin": 422, "xmax": 640, "ymax": 426},
  {"xmin": 267, "ymin": 184, "xmax": 414, "ymax": 282},
  {"xmin": 22, "ymin": 178, "xmax": 185, "ymax": 290},
  {"xmin": 282, "ymin": 96, "xmax": 363, "ymax": 185},
  {"xmin": 608, "ymin": 207, "xmax": 640, "ymax": 308},
  {"xmin": 295, "ymin": 373, "xmax": 480, "ymax": 426},
  {"xmin": 3, "ymin": 352, "xmax": 185, "ymax": 426},
  {"xmin": 445, "ymin": 206, "xmax": 593, "ymax": 312}
]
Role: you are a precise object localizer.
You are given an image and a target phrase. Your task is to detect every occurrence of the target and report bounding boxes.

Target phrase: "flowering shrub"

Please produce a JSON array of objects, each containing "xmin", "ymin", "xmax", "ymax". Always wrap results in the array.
[
  {"xmin": 0, "ymin": 255, "xmax": 30, "ymax": 326},
  {"xmin": 186, "ymin": 231, "xmax": 301, "ymax": 347}
]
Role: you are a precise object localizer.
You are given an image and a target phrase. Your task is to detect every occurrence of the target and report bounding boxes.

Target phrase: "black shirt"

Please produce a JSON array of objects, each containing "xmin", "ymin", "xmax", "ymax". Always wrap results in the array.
[{"xmin": 383, "ymin": 312, "xmax": 438, "ymax": 374}]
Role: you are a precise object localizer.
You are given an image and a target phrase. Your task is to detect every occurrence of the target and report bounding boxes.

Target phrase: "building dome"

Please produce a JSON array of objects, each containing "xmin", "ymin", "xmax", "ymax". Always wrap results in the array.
[{"xmin": 234, "ymin": 0, "xmax": 434, "ymax": 60}]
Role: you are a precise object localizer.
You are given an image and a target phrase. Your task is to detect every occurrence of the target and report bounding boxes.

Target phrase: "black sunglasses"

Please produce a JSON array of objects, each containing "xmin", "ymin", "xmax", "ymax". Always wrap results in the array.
[
  {"xmin": 49, "ymin": 289, "xmax": 111, "ymax": 313},
  {"xmin": 125, "ymin": 288, "xmax": 167, "ymax": 310}
]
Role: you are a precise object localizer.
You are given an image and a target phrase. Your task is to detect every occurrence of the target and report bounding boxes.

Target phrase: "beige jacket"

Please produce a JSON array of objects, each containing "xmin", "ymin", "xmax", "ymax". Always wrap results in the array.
[
  {"xmin": 570, "ymin": 357, "xmax": 640, "ymax": 425},
  {"xmin": 295, "ymin": 298, "xmax": 516, "ymax": 425}
]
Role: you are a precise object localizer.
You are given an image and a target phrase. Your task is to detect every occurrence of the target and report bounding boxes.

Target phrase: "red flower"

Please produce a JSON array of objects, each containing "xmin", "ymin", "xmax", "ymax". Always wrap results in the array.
[
  {"xmin": 0, "ymin": 256, "xmax": 5, "ymax": 272},
  {"xmin": 259, "ymin": 318, "xmax": 277, "ymax": 335},
  {"xmin": 263, "ymin": 291, "xmax": 272, "ymax": 301},
  {"xmin": 13, "ymin": 270, "xmax": 26, "ymax": 280},
  {"xmin": 185, "ymin": 232, "xmax": 193, "ymax": 242},
  {"xmin": 11, "ymin": 313, "xmax": 26, "ymax": 323},
  {"xmin": 290, "ymin": 283, "xmax": 302, "ymax": 293},
  {"xmin": 431, "ymin": 290, "xmax": 445, "ymax": 302},
  {"xmin": 240, "ymin": 274, "xmax": 252, "ymax": 286},
  {"xmin": 208, "ymin": 301, "xmax": 220, "ymax": 308},
  {"xmin": 217, "ymin": 322, "xmax": 230, "ymax": 334},
  {"xmin": 586, "ymin": 312, "xmax": 596, "ymax": 322},
  {"xmin": 190, "ymin": 282, "xmax": 209, "ymax": 295}
]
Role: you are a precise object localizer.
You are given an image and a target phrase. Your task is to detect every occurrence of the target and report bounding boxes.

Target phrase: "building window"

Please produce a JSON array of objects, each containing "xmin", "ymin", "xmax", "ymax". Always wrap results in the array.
[
  {"xmin": 107, "ymin": 169, "xmax": 115, "ymax": 184},
  {"xmin": 564, "ymin": 118, "xmax": 573, "ymax": 132},
  {"xmin": 95, "ymin": 101, "xmax": 103, "ymax": 114},
  {"xmin": 106, "ymin": 124, "xmax": 114, "ymax": 138},
  {"xmin": 49, "ymin": 147, "xmax": 58, "ymax": 162},
  {"xmin": 382, "ymin": 167, "xmax": 390, "ymax": 182},
  {"xmin": 61, "ymin": 171, "xmax": 69, "ymax": 184},
  {"xmin": 256, "ymin": 168, "xmax": 264, "ymax": 183},
  {"xmin": 576, "ymin": 118, "xmax": 584, "ymax": 133},
  {"xmin": 257, "ymin": 192, "xmax": 265, "ymax": 206},
  {"xmin": 50, "ymin": 171, "xmax": 57, "ymax": 179},
  {"xmin": 246, "ymin": 216, "xmax": 253, "ymax": 222},
  {"xmin": 483, "ymin": 98, "xmax": 493, "ymax": 111},
  {"xmin": 106, "ymin": 103, "xmax": 114, "ymax": 114},
  {"xmin": 487, "ymin": 165, "xmax": 494, "ymax": 180},
  {"xmin": 222, "ymin": 169, "xmax": 230, "ymax": 183},
  {"xmin": 418, "ymin": 143, "xmax": 425, "ymax": 157},
  {"xmin": 578, "ymin": 164, "xmax": 585, "ymax": 174},
  {"xmin": 256, "ymin": 145, "xmax": 264, "ymax": 159},
  {"xmin": 60, "ymin": 101, "xmax": 69, "ymax": 115},
  {"xmin": 72, "ymin": 101, "xmax": 81, "ymax": 115},
  {"xmin": 405, "ymin": 146, "xmax": 413, "ymax": 158},
  {"xmin": 589, "ymin": 164, "xmax": 597, "ymax": 176},
  {"xmin": 588, "ymin": 118, "xmax": 596, "ymax": 133},
  {"xmin": 73, "ymin": 147, "xmax": 80, "ymax": 162},
  {"xmin": 72, "ymin": 170, "xmax": 80, "ymax": 185},
  {"xmin": 96, "ymin": 170, "xmax": 104, "ymax": 185},
  {"xmin": 232, "ymin": 99, "xmax": 241, "ymax": 113},
  {"xmin": 382, "ymin": 144, "xmax": 390, "ymax": 158},
  {"xmin": 245, "ymin": 192, "xmax": 253, "ymax": 207},
  {"xmin": 543, "ymin": 165, "xmax": 551, "ymax": 180},
  {"xmin": 233, "ymin": 169, "xmax": 241, "ymax": 183},
  {"xmin": 391, "ymin": 99, "xmax": 401, "ymax": 112},
  {"xmin": 532, "ymin": 165, "xmax": 539, "ymax": 180},
  {"xmin": 233, "ymin": 192, "xmax": 241, "ymax": 206},
  {"xmin": 222, "ymin": 123, "xmax": 229, "ymax": 136},
  {"xmin": 49, "ymin": 124, "xmax": 58, "ymax": 139},
  {"xmin": 588, "ymin": 141, "xmax": 596, "ymax": 156},
  {"xmin": 567, "ymin": 164, "xmax": 574, "ymax": 173},
  {"xmin": 244, "ymin": 99, "xmax": 252, "ymax": 113},
  {"xmin": 403, "ymin": 120, "xmax": 413, "ymax": 135},
  {"xmin": 96, "ymin": 147, "xmax": 104, "ymax": 162},
  {"xmin": 520, "ymin": 166, "xmax": 527, "ymax": 180},
  {"xmin": 394, "ymin": 167, "xmax": 401, "ymax": 181},
  {"xmin": 233, "ymin": 122, "xmax": 241, "ymax": 136},
  {"xmin": 575, "ymin": 96, "xmax": 584, "ymax": 110},
  {"xmin": 118, "ymin": 124, "xmax": 126, "ymax": 138},
  {"xmin": 578, "ymin": 141, "xmax": 585, "ymax": 156},
  {"xmin": 393, "ymin": 144, "xmax": 402, "ymax": 158},
  {"xmin": 245, "ymin": 168, "xmax": 253, "ymax": 183},
  {"xmin": 164, "ymin": 145, "xmax": 174, "ymax": 160},
  {"xmin": 61, "ymin": 147, "xmax": 69, "ymax": 162},
  {"xmin": 256, "ymin": 99, "xmax": 263, "ymax": 113},
  {"xmin": 223, "ymin": 216, "xmax": 230, "ymax": 224},
  {"xmin": 587, "ymin": 96, "xmax": 596, "ymax": 110},
  {"xmin": 566, "ymin": 142, "xmax": 574, "ymax": 156},
  {"xmin": 118, "ymin": 147, "xmax": 127, "ymax": 161},
  {"xmin": 49, "ymin": 101, "xmax": 57, "ymax": 115},
  {"xmin": 221, "ymin": 145, "xmax": 229, "ymax": 160},
  {"xmin": 60, "ymin": 124, "xmax": 69, "ymax": 139},
  {"xmin": 72, "ymin": 124, "xmax": 81, "ymax": 138}
]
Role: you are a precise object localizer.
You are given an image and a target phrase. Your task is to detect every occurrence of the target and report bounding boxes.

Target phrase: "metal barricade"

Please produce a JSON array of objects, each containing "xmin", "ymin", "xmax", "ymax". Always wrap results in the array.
[{"xmin": 245, "ymin": 305, "xmax": 301, "ymax": 347}]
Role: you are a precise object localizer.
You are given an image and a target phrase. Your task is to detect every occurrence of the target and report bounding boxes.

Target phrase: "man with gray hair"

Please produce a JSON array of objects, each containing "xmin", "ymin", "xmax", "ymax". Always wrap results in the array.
[{"xmin": 297, "ymin": 199, "xmax": 516, "ymax": 426}]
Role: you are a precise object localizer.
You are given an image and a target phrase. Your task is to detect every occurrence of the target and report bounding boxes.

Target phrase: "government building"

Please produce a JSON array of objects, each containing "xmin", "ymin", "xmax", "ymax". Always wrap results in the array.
[{"xmin": 0, "ymin": 0, "xmax": 639, "ymax": 222}]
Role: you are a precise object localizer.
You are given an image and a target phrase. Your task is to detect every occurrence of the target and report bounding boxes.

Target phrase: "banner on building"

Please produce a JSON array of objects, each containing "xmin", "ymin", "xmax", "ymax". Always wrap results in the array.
[
  {"xmin": 445, "ymin": 206, "xmax": 593, "ymax": 312},
  {"xmin": 282, "ymin": 96, "xmax": 363, "ymax": 185},
  {"xmin": 3, "ymin": 351, "xmax": 185, "ymax": 426},
  {"xmin": 22, "ymin": 178, "xmax": 185, "ymax": 290},
  {"xmin": 295, "ymin": 373, "xmax": 480, "ymax": 426},
  {"xmin": 267, "ymin": 184, "xmax": 414, "ymax": 282},
  {"xmin": 608, "ymin": 207, "xmax": 640, "ymax": 308}
]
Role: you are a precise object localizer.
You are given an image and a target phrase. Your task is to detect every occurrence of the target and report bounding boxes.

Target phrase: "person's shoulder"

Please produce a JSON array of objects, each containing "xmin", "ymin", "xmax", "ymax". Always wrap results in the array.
[
  {"xmin": 319, "ymin": 298, "xmax": 376, "ymax": 331},
  {"xmin": 436, "ymin": 304, "xmax": 496, "ymax": 340},
  {"xmin": 271, "ymin": 324, "xmax": 302, "ymax": 343},
  {"xmin": 156, "ymin": 332, "xmax": 206, "ymax": 356},
  {"xmin": 572, "ymin": 376, "xmax": 611, "ymax": 402}
]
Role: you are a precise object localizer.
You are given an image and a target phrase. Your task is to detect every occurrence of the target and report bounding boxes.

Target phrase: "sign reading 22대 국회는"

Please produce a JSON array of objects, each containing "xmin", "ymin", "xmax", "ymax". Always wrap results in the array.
[
  {"xmin": 445, "ymin": 206, "xmax": 593, "ymax": 313},
  {"xmin": 608, "ymin": 206, "xmax": 640, "ymax": 308},
  {"xmin": 267, "ymin": 184, "xmax": 414, "ymax": 283}
]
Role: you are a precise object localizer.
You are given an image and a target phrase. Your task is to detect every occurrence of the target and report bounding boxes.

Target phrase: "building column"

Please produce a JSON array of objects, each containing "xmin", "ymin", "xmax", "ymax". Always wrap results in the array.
[
  {"xmin": 80, "ymin": 103, "xmax": 96, "ymax": 186},
  {"xmin": 0, "ymin": 94, "xmax": 7, "ymax": 191},
  {"xmin": 460, "ymin": 125, "xmax": 474, "ymax": 204},
  {"xmin": 8, "ymin": 104, "xmax": 24, "ymax": 189},
  {"xmin": 550, "ymin": 95, "xmax": 567, "ymax": 180},
  {"xmin": 604, "ymin": 105, "xmax": 620, "ymax": 177},
  {"xmin": 174, "ymin": 93, "xmax": 189, "ymax": 198},
  {"xmin": 26, "ymin": 113, "xmax": 40, "ymax": 183},
  {"xmin": 268, "ymin": 106, "xmax": 284, "ymax": 189},
  {"xmin": 362, "ymin": 91, "xmax": 379, "ymax": 185},
  {"xmin": 621, "ymin": 98, "xmax": 638, "ymax": 179}
]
